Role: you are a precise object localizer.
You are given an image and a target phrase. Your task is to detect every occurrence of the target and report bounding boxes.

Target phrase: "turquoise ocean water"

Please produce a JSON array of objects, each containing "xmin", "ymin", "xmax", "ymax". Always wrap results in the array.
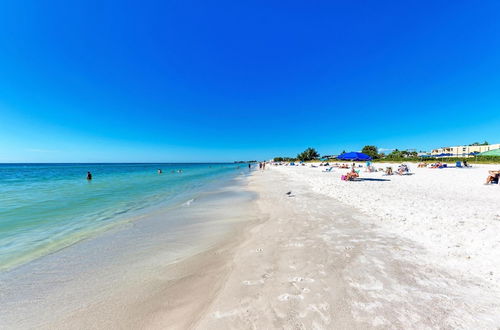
[{"xmin": 0, "ymin": 163, "xmax": 245, "ymax": 271}]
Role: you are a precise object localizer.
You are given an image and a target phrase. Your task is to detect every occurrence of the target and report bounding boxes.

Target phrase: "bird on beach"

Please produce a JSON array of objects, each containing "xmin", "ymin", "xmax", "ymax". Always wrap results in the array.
[{"xmin": 286, "ymin": 191, "xmax": 292, "ymax": 196}]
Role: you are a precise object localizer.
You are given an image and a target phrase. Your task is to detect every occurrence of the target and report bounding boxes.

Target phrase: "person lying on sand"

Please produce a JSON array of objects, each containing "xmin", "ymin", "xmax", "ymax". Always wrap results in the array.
[
  {"xmin": 418, "ymin": 162, "xmax": 427, "ymax": 168},
  {"xmin": 485, "ymin": 170, "xmax": 500, "ymax": 185},
  {"xmin": 431, "ymin": 162, "xmax": 443, "ymax": 169}
]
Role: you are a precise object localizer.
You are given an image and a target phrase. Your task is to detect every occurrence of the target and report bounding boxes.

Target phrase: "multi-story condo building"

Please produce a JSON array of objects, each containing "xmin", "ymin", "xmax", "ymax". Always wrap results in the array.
[{"xmin": 431, "ymin": 144, "xmax": 500, "ymax": 157}]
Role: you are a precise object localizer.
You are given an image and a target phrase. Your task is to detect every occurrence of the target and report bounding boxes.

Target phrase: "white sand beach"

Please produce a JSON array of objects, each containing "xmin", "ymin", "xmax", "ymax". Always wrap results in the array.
[
  {"xmin": 194, "ymin": 164, "xmax": 500, "ymax": 329},
  {"xmin": 3, "ymin": 164, "xmax": 500, "ymax": 329},
  {"xmin": 271, "ymin": 163, "xmax": 500, "ymax": 287}
]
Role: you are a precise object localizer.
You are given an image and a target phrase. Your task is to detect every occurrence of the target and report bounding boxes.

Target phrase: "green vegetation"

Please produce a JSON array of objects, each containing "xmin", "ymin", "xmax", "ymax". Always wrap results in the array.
[
  {"xmin": 273, "ymin": 145, "xmax": 500, "ymax": 164},
  {"xmin": 297, "ymin": 147, "xmax": 320, "ymax": 161},
  {"xmin": 361, "ymin": 145, "xmax": 380, "ymax": 159},
  {"xmin": 469, "ymin": 141, "xmax": 489, "ymax": 146},
  {"xmin": 273, "ymin": 157, "xmax": 297, "ymax": 162},
  {"xmin": 385, "ymin": 149, "xmax": 418, "ymax": 159}
]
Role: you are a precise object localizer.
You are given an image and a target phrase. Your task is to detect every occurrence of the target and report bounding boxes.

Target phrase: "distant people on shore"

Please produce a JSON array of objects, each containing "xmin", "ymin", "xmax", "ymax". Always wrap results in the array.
[
  {"xmin": 259, "ymin": 162, "xmax": 262, "ymax": 170},
  {"xmin": 86, "ymin": 171, "xmax": 92, "ymax": 180},
  {"xmin": 248, "ymin": 163, "xmax": 251, "ymax": 170},
  {"xmin": 431, "ymin": 162, "xmax": 444, "ymax": 169}
]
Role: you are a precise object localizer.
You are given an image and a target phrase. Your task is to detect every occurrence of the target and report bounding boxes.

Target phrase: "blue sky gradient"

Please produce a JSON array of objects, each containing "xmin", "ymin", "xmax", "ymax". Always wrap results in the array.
[{"xmin": 1, "ymin": 0, "xmax": 499, "ymax": 162}]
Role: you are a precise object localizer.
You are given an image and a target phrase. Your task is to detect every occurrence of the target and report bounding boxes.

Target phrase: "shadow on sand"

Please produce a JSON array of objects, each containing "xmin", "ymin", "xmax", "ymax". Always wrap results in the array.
[{"xmin": 353, "ymin": 178, "xmax": 391, "ymax": 182}]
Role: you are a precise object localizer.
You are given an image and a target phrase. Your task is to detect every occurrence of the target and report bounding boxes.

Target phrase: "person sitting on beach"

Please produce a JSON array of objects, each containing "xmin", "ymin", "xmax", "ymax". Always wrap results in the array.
[
  {"xmin": 344, "ymin": 168, "xmax": 359, "ymax": 181},
  {"xmin": 463, "ymin": 160, "xmax": 469, "ymax": 167},
  {"xmin": 397, "ymin": 164, "xmax": 409, "ymax": 175},
  {"xmin": 385, "ymin": 167, "xmax": 393, "ymax": 175},
  {"xmin": 485, "ymin": 170, "xmax": 500, "ymax": 184},
  {"xmin": 365, "ymin": 165, "xmax": 376, "ymax": 172},
  {"xmin": 431, "ymin": 162, "xmax": 442, "ymax": 169}
]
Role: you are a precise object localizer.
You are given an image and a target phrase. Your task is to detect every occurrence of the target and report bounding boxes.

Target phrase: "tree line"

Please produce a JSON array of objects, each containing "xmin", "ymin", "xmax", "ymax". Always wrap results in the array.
[{"xmin": 274, "ymin": 146, "xmax": 422, "ymax": 162}]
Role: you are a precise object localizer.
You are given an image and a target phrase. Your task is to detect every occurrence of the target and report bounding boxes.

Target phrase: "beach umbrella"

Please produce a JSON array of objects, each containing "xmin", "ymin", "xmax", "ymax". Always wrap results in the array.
[{"xmin": 337, "ymin": 152, "xmax": 372, "ymax": 161}]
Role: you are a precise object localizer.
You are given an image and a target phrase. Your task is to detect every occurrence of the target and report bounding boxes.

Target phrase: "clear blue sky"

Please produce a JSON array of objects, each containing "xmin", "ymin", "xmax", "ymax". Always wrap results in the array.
[{"xmin": 1, "ymin": 0, "xmax": 499, "ymax": 162}]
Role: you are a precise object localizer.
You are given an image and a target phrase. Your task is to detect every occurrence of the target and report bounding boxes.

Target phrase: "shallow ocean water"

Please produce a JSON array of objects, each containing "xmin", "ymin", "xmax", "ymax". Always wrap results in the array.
[{"xmin": 0, "ymin": 163, "xmax": 247, "ymax": 271}]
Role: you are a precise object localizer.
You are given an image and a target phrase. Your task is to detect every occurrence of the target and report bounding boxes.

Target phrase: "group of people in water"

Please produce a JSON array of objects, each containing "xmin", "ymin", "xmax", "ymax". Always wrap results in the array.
[
  {"xmin": 157, "ymin": 168, "xmax": 182, "ymax": 174},
  {"xmin": 86, "ymin": 168, "xmax": 184, "ymax": 180}
]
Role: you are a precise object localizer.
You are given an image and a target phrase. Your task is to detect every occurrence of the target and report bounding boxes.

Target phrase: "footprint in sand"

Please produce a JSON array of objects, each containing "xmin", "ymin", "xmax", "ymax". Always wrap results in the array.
[
  {"xmin": 278, "ymin": 293, "xmax": 304, "ymax": 301},
  {"xmin": 288, "ymin": 276, "xmax": 315, "ymax": 283},
  {"xmin": 284, "ymin": 242, "xmax": 304, "ymax": 248},
  {"xmin": 212, "ymin": 309, "xmax": 240, "ymax": 319},
  {"xmin": 242, "ymin": 279, "xmax": 264, "ymax": 286}
]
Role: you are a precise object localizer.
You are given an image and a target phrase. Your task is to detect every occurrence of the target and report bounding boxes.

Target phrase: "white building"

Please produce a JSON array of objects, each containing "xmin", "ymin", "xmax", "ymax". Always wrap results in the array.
[{"xmin": 431, "ymin": 144, "xmax": 500, "ymax": 157}]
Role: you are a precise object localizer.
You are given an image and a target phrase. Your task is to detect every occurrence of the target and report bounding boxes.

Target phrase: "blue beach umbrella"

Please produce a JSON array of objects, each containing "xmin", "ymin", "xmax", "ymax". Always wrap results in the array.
[{"xmin": 337, "ymin": 152, "xmax": 372, "ymax": 161}]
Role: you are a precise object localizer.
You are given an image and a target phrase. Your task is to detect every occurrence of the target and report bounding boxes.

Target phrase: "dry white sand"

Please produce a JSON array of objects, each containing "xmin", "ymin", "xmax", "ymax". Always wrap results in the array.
[
  {"xmin": 194, "ymin": 165, "xmax": 500, "ymax": 329},
  {"xmin": 273, "ymin": 162, "xmax": 500, "ymax": 287}
]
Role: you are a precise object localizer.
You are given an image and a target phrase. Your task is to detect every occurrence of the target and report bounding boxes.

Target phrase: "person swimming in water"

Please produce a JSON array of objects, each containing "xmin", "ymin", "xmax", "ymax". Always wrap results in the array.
[
  {"xmin": 157, "ymin": 169, "xmax": 162, "ymax": 174},
  {"xmin": 86, "ymin": 171, "xmax": 92, "ymax": 180}
]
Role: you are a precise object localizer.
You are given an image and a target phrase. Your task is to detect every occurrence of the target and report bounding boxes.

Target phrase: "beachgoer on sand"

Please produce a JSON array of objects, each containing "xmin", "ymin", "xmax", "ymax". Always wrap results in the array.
[
  {"xmin": 343, "ymin": 168, "xmax": 359, "ymax": 181},
  {"xmin": 485, "ymin": 170, "xmax": 500, "ymax": 185}
]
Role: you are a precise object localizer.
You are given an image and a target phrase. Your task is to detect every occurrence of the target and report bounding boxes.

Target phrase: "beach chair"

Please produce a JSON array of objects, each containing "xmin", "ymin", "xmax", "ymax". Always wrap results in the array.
[{"xmin": 456, "ymin": 161, "xmax": 462, "ymax": 168}]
